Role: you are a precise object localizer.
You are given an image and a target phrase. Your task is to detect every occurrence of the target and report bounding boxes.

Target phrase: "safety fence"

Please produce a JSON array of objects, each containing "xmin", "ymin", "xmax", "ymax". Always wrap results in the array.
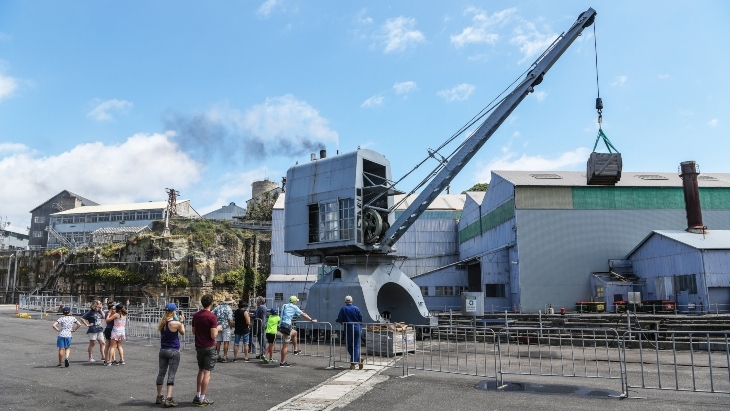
[{"xmin": 14, "ymin": 302, "xmax": 730, "ymax": 398}]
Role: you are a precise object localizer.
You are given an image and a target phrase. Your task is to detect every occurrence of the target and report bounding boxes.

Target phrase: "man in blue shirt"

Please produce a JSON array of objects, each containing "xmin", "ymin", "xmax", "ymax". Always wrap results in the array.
[
  {"xmin": 336, "ymin": 295, "xmax": 364, "ymax": 370},
  {"xmin": 278, "ymin": 296, "xmax": 316, "ymax": 367}
]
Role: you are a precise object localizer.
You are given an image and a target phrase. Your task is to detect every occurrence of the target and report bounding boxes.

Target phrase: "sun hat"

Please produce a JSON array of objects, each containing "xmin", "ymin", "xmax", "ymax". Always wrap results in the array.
[
  {"xmin": 268, "ymin": 308, "xmax": 277, "ymax": 315},
  {"xmin": 165, "ymin": 303, "xmax": 177, "ymax": 311},
  {"xmin": 345, "ymin": 295, "xmax": 353, "ymax": 303},
  {"xmin": 223, "ymin": 296, "xmax": 236, "ymax": 304},
  {"xmin": 289, "ymin": 295, "xmax": 299, "ymax": 303}
]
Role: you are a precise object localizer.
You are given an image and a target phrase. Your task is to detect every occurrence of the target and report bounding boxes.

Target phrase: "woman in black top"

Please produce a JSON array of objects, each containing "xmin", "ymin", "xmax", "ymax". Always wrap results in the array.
[{"xmin": 232, "ymin": 300, "xmax": 251, "ymax": 362}]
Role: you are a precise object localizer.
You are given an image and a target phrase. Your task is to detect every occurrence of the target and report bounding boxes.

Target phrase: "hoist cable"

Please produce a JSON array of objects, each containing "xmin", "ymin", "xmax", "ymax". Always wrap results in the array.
[{"xmin": 593, "ymin": 22, "xmax": 600, "ymax": 100}]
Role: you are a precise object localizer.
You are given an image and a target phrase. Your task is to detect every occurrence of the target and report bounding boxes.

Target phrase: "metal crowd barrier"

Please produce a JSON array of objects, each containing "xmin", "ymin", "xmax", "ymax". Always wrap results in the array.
[{"xmin": 621, "ymin": 330, "xmax": 730, "ymax": 396}]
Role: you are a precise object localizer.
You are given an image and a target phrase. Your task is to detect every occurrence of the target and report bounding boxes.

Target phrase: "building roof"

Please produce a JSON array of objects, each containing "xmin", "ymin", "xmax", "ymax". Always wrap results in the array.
[
  {"xmin": 91, "ymin": 226, "xmax": 151, "ymax": 235},
  {"xmin": 202, "ymin": 202, "xmax": 246, "ymax": 219},
  {"xmin": 266, "ymin": 274, "xmax": 315, "ymax": 282},
  {"xmin": 50, "ymin": 200, "xmax": 178, "ymax": 215},
  {"xmin": 273, "ymin": 193, "xmax": 466, "ymax": 212},
  {"xmin": 2, "ymin": 225, "xmax": 28, "ymax": 236},
  {"xmin": 30, "ymin": 190, "xmax": 98, "ymax": 212},
  {"xmin": 627, "ymin": 230, "xmax": 730, "ymax": 258},
  {"xmin": 493, "ymin": 170, "xmax": 730, "ymax": 188}
]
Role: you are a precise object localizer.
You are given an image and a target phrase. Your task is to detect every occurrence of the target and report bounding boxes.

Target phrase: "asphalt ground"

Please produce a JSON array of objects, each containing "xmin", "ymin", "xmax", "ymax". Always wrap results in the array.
[{"xmin": 3, "ymin": 305, "xmax": 730, "ymax": 410}]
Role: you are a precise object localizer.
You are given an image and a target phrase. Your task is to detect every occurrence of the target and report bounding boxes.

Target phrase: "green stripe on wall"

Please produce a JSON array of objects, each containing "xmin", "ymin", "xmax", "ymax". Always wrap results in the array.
[
  {"xmin": 459, "ymin": 199, "xmax": 515, "ymax": 243},
  {"xmin": 572, "ymin": 187, "xmax": 730, "ymax": 210}
]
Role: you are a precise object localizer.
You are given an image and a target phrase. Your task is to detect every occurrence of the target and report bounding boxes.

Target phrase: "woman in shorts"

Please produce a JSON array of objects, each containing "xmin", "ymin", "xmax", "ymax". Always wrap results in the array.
[
  {"xmin": 107, "ymin": 304, "xmax": 127, "ymax": 365},
  {"xmin": 103, "ymin": 303, "xmax": 115, "ymax": 365},
  {"xmin": 81, "ymin": 300, "xmax": 106, "ymax": 363}
]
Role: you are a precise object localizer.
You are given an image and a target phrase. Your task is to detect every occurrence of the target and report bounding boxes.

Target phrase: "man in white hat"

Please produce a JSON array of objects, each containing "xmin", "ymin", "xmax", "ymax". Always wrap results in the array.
[
  {"xmin": 212, "ymin": 296, "xmax": 235, "ymax": 362},
  {"xmin": 336, "ymin": 295, "xmax": 364, "ymax": 369}
]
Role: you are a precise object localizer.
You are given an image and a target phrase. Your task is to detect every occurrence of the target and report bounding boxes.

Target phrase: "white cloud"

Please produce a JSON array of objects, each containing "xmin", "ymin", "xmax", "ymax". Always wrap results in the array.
[
  {"xmin": 708, "ymin": 119, "xmax": 719, "ymax": 127},
  {"xmin": 380, "ymin": 17, "xmax": 425, "ymax": 53},
  {"xmin": 437, "ymin": 83, "xmax": 475, "ymax": 102},
  {"xmin": 356, "ymin": 8, "xmax": 372, "ymax": 25},
  {"xmin": 533, "ymin": 90, "xmax": 547, "ymax": 102},
  {"xmin": 393, "ymin": 81, "xmax": 417, "ymax": 96},
  {"xmin": 611, "ymin": 76, "xmax": 627, "ymax": 87},
  {"xmin": 473, "ymin": 147, "xmax": 590, "ymax": 182},
  {"xmin": 451, "ymin": 7, "xmax": 515, "ymax": 48},
  {"xmin": 0, "ymin": 142, "xmax": 29, "ymax": 154},
  {"xmin": 658, "ymin": 74, "xmax": 671, "ymax": 80},
  {"xmin": 510, "ymin": 21, "xmax": 558, "ymax": 64},
  {"xmin": 361, "ymin": 94, "xmax": 384, "ymax": 108},
  {"xmin": 257, "ymin": 0, "xmax": 283, "ymax": 19},
  {"xmin": 87, "ymin": 98, "xmax": 133, "ymax": 121},
  {"xmin": 0, "ymin": 73, "xmax": 18, "ymax": 101},
  {"xmin": 0, "ymin": 132, "xmax": 202, "ymax": 228},
  {"xmin": 197, "ymin": 167, "xmax": 274, "ymax": 215}
]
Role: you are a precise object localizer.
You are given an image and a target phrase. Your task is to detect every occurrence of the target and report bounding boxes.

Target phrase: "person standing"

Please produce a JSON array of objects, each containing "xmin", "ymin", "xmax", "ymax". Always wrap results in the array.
[
  {"xmin": 278, "ymin": 295, "xmax": 316, "ymax": 367},
  {"xmin": 155, "ymin": 303, "xmax": 185, "ymax": 408},
  {"xmin": 211, "ymin": 296, "xmax": 234, "ymax": 363},
  {"xmin": 232, "ymin": 300, "xmax": 251, "ymax": 363},
  {"xmin": 251, "ymin": 296, "xmax": 267, "ymax": 358},
  {"xmin": 262, "ymin": 308, "xmax": 279, "ymax": 364},
  {"xmin": 52, "ymin": 306, "xmax": 81, "ymax": 367},
  {"xmin": 336, "ymin": 295, "xmax": 364, "ymax": 370},
  {"xmin": 81, "ymin": 300, "xmax": 106, "ymax": 363},
  {"xmin": 107, "ymin": 304, "xmax": 127, "ymax": 365},
  {"xmin": 192, "ymin": 294, "xmax": 222, "ymax": 406},
  {"xmin": 103, "ymin": 303, "xmax": 115, "ymax": 365}
]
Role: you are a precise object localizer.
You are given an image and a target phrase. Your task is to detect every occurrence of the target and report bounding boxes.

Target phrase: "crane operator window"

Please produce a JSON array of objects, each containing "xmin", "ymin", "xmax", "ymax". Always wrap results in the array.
[{"xmin": 310, "ymin": 198, "xmax": 356, "ymax": 243}]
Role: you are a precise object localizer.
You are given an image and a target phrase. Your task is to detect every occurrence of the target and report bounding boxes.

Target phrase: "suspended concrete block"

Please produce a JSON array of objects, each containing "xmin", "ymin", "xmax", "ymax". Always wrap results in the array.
[{"xmin": 587, "ymin": 152, "xmax": 622, "ymax": 185}]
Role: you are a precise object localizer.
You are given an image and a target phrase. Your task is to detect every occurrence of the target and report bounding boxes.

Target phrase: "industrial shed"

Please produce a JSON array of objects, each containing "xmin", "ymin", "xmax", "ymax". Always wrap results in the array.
[
  {"xmin": 627, "ymin": 230, "xmax": 730, "ymax": 313},
  {"xmin": 456, "ymin": 170, "xmax": 730, "ymax": 313}
]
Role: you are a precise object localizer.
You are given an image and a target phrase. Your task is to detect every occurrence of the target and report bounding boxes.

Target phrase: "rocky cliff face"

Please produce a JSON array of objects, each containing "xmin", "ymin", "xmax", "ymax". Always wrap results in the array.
[{"xmin": 0, "ymin": 219, "xmax": 271, "ymax": 306}]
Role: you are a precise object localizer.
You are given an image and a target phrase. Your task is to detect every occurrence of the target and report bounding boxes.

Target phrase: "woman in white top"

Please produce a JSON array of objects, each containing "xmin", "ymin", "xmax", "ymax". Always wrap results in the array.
[{"xmin": 106, "ymin": 304, "xmax": 127, "ymax": 365}]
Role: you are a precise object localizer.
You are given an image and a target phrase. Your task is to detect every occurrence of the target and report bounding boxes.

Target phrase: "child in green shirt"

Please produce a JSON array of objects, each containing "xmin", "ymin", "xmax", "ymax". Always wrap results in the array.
[{"xmin": 263, "ymin": 308, "xmax": 279, "ymax": 363}]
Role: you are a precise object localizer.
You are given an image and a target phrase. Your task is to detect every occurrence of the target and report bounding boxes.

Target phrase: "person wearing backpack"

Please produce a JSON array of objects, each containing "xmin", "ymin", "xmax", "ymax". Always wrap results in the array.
[{"xmin": 277, "ymin": 296, "xmax": 316, "ymax": 367}]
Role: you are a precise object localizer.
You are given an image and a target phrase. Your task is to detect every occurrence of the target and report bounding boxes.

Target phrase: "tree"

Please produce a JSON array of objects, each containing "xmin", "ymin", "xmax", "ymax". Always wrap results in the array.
[
  {"xmin": 244, "ymin": 191, "xmax": 279, "ymax": 221},
  {"xmin": 462, "ymin": 183, "xmax": 489, "ymax": 193}
]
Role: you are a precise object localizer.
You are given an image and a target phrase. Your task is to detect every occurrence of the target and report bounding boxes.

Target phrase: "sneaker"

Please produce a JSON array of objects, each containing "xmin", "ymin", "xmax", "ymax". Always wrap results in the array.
[
  {"xmin": 243, "ymin": 358, "xmax": 250, "ymax": 363},
  {"xmin": 359, "ymin": 357, "xmax": 365, "ymax": 370},
  {"xmin": 164, "ymin": 396, "xmax": 178, "ymax": 407},
  {"xmin": 119, "ymin": 361, "xmax": 125, "ymax": 365},
  {"xmin": 255, "ymin": 355, "xmax": 261, "ymax": 359},
  {"xmin": 64, "ymin": 359, "xmax": 69, "ymax": 367},
  {"xmin": 89, "ymin": 358, "xmax": 96, "ymax": 363},
  {"xmin": 197, "ymin": 398, "xmax": 214, "ymax": 406},
  {"xmin": 57, "ymin": 363, "xmax": 63, "ymax": 367},
  {"xmin": 156, "ymin": 394, "xmax": 165, "ymax": 404},
  {"xmin": 292, "ymin": 350, "xmax": 301, "ymax": 355},
  {"xmin": 112, "ymin": 361, "xmax": 120, "ymax": 366},
  {"xmin": 261, "ymin": 358, "xmax": 269, "ymax": 364},
  {"xmin": 220, "ymin": 357, "xmax": 228, "ymax": 363},
  {"xmin": 231, "ymin": 358, "xmax": 237, "ymax": 363},
  {"xmin": 192, "ymin": 396, "xmax": 201, "ymax": 405},
  {"xmin": 106, "ymin": 361, "xmax": 112, "ymax": 367},
  {"xmin": 103, "ymin": 361, "xmax": 108, "ymax": 366},
  {"xmin": 279, "ymin": 362, "xmax": 291, "ymax": 367},
  {"xmin": 350, "ymin": 364, "xmax": 356, "ymax": 370}
]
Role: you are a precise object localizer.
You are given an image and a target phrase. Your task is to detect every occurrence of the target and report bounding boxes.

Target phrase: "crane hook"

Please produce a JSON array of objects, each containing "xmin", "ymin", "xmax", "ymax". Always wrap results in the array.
[{"xmin": 596, "ymin": 97, "xmax": 603, "ymax": 125}]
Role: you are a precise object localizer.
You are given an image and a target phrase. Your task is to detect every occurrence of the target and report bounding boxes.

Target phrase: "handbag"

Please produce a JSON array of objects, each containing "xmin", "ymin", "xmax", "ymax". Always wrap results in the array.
[{"xmin": 278, "ymin": 322, "xmax": 292, "ymax": 335}]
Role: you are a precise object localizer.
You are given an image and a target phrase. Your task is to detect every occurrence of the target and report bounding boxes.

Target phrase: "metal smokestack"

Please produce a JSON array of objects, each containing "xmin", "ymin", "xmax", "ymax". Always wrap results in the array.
[
  {"xmin": 679, "ymin": 161, "xmax": 705, "ymax": 233},
  {"xmin": 320, "ymin": 149, "xmax": 326, "ymax": 159}
]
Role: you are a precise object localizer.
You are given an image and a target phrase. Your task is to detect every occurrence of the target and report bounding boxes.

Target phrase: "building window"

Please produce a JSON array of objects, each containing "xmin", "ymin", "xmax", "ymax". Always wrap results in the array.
[
  {"xmin": 485, "ymin": 284, "xmax": 506, "ymax": 298},
  {"xmin": 420, "ymin": 286, "xmax": 429, "ymax": 296},
  {"xmin": 274, "ymin": 293, "xmax": 283, "ymax": 302},
  {"xmin": 435, "ymin": 286, "xmax": 454, "ymax": 296},
  {"xmin": 339, "ymin": 198, "xmax": 355, "ymax": 240},
  {"xmin": 319, "ymin": 200, "xmax": 339, "ymax": 241},
  {"xmin": 33, "ymin": 216, "xmax": 45, "ymax": 224},
  {"xmin": 297, "ymin": 292, "xmax": 307, "ymax": 302},
  {"xmin": 595, "ymin": 285, "xmax": 604, "ymax": 298},
  {"xmin": 32, "ymin": 231, "xmax": 44, "ymax": 238},
  {"xmin": 674, "ymin": 274, "xmax": 698, "ymax": 295},
  {"xmin": 456, "ymin": 286, "xmax": 469, "ymax": 295}
]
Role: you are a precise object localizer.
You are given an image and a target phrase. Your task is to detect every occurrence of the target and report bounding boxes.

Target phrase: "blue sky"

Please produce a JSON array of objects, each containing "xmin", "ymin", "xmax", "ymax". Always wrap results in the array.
[{"xmin": 1, "ymin": 1, "xmax": 728, "ymax": 229}]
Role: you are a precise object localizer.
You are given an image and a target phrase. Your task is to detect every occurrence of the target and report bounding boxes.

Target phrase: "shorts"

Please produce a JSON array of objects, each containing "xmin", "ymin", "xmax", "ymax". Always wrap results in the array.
[
  {"xmin": 215, "ymin": 328, "xmax": 231, "ymax": 342},
  {"xmin": 283, "ymin": 328, "xmax": 296, "ymax": 343},
  {"xmin": 111, "ymin": 330, "xmax": 126, "ymax": 341},
  {"xmin": 57, "ymin": 336, "xmax": 72, "ymax": 349},
  {"xmin": 196, "ymin": 346, "xmax": 217, "ymax": 371},
  {"xmin": 266, "ymin": 333, "xmax": 276, "ymax": 344},
  {"xmin": 104, "ymin": 328, "xmax": 112, "ymax": 340},
  {"xmin": 234, "ymin": 333, "xmax": 250, "ymax": 346},
  {"xmin": 87, "ymin": 331, "xmax": 105, "ymax": 341}
]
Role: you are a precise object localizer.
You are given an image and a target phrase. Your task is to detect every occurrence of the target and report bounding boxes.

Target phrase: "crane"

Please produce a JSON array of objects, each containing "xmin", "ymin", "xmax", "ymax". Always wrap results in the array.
[{"xmin": 284, "ymin": 8, "xmax": 597, "ymax": 325}]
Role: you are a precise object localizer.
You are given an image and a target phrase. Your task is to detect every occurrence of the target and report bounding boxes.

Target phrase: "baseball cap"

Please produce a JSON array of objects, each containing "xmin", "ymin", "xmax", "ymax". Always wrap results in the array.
[
  {"xmin": 268, "ymin": 308, "xmax": 277, "ymax": 315},
  {"xmin": 62, "ymin": 306, "xmax": 71, "ymax": 313},
  {"xmin": 345, "ymin": 295, "xmax": 353, "ymax": 303},
  {"xmin": 165, "ymin": 303, "xmax": 177, "ymax": 311},
  {"xmin": 289, "ymin": 295, "xmax": 299, "ymax": 303}
]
